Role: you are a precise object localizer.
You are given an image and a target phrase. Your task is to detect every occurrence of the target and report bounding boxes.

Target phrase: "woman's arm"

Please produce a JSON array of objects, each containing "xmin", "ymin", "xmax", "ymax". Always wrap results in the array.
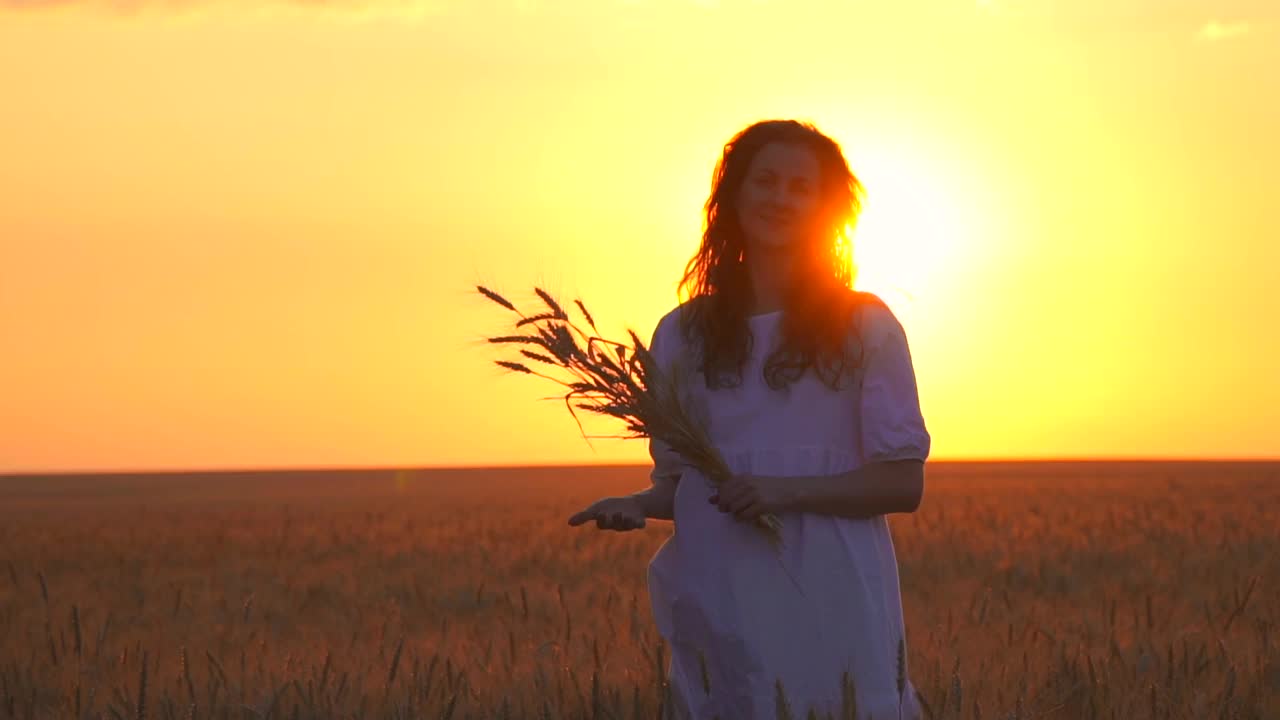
[
  {"xmin": 628, "ymin": 476, "xmax": 678, "ymax": 521},
  {"xmin": 633, "ymin": 310, "xmax": 684, "ymax": 523},
  {"xmin": 779, "ymin": 460, "xmax": 924, "ymax": 518}
]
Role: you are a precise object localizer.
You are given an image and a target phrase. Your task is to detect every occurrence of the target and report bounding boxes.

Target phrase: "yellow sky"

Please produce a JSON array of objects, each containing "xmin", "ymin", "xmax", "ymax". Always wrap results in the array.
[{"xmin": 1, "ymin": 0, "xmax": 1277, "ymax": 473}]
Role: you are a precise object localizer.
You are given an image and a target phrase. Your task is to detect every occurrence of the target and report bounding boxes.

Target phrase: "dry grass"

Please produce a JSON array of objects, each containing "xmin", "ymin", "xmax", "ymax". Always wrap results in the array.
[
  {"xmin": 476, "ymin": 284, "xmax": 786, "ymax": 553},
  {"xmin": 0, "ymin": 460, "xmax": 1275, "ymax": 719}
]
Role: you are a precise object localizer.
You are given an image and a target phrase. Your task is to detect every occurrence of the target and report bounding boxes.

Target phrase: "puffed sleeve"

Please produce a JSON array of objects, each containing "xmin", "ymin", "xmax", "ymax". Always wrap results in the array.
[
  {"xmin": 647, "ymin": 311, "xmax": 687, "ymax": 489},
  {"xmin": 858, "ymin": 304, "xmax": 932, "ymax": 464}
]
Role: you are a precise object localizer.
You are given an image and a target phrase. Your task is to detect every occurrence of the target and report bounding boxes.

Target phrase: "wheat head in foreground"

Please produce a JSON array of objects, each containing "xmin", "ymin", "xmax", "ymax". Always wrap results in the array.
[{"xmin": 475, "ymin": 285, "xmax": 796, "ymax": 570}]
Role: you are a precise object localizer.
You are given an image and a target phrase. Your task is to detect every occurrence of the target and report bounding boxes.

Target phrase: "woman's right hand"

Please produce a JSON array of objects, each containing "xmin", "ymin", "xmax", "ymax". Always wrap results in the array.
[{"xmin": 567, "ymin": 495, "xmax": 647, "ymax": 531}]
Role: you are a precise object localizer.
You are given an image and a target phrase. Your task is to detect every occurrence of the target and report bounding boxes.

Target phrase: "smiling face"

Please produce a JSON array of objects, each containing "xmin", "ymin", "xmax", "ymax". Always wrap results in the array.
[{"xmin": 735, "ymin": 141, "xmax": 823, "ymax": 254}]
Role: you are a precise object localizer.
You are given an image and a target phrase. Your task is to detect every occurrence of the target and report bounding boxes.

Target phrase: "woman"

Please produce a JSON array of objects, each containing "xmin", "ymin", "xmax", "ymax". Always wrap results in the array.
[{"xmin": 568, "ymin": 119, "xmax": 931, "ymax": 719}]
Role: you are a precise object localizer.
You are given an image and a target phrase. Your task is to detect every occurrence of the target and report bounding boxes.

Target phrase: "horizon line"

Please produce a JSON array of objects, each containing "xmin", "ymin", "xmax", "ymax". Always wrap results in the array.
[{"xmin": 4, "ymin": 455, "xmax": 1279, "ymax": 479}]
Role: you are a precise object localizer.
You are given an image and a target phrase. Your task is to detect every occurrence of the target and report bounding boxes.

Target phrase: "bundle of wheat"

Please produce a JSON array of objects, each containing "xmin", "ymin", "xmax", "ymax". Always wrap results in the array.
[{"xmin": 475, "ymin": 284, "xmax": 787, "ymax": 553}]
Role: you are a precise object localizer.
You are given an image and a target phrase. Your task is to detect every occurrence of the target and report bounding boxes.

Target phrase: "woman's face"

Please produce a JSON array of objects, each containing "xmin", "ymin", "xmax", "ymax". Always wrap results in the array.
[{"xmin": 735, "ymin": 141, "xmax": 823, "ymax": 253}]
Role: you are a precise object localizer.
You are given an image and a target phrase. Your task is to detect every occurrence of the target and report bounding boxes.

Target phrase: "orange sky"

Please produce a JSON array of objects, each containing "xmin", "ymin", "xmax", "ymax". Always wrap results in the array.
[{"xmin": 1, "ymin": 0, "xmax": 1277, "ymax": 474}]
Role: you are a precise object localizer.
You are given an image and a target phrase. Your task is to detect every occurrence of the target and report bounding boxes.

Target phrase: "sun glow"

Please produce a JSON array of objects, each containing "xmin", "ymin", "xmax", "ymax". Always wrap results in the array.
[{"xmin": 845, "ymin": 153, "xmax": 968, "ymax": 312}]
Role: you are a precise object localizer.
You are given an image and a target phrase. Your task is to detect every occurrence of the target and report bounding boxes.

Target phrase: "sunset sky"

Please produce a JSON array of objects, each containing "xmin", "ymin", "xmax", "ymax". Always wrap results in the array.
[{"xmin": 1, "ymin": 0, "xmax": 1276, "ymax": 474}]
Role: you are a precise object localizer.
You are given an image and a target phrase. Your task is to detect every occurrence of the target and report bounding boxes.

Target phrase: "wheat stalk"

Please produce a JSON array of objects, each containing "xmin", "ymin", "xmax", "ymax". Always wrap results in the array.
[{"xmin": 476, "ymin": 285, "xmax": 800, "ymax": 588}]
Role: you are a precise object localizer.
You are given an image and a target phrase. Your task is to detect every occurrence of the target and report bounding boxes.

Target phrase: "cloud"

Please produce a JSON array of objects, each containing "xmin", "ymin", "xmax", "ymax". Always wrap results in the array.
[{"xmin": 1197, "ymin": 20, "xmax": 1253, "ymax": 41}]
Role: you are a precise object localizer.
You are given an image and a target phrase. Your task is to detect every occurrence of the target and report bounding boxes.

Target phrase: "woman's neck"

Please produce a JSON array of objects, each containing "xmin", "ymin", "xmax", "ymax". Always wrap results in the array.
[{"xmin": 746, "ymin": 243, "xmax": 794, "ymax": 314}]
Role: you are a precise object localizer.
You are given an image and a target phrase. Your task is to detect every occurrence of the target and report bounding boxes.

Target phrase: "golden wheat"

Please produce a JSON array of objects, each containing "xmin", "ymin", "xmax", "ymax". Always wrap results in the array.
[
  {"xmin": 476, "ymin": 284, "xmax": 787, "ymax": 550},
  {"xmin": 0, "ymin": 461, "xmax": 1274, "ymax": 718}
]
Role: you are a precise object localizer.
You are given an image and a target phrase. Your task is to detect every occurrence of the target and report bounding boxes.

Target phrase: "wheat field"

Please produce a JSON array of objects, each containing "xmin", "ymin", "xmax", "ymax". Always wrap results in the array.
[{"xmin": 0, "ymin": 461, "xmax": 1275, "ymax": 719}]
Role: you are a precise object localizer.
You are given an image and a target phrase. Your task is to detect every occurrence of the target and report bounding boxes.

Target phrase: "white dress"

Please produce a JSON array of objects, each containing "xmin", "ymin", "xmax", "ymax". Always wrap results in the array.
[{"xmin": 645, "ymin": 300, "xmax": 931, "ymax": 720}]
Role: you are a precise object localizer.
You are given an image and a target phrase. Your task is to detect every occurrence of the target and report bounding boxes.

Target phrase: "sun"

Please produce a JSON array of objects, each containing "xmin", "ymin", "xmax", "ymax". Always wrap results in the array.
[{"xmin": 844, "ymin": 153, "xmax": 967, "ymax": 312}]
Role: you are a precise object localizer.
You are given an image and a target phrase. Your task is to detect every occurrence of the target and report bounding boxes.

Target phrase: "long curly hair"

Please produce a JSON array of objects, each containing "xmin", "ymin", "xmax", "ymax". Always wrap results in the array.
[{"xmin": 673, "ymin": 119, "xmax": 888, "ymax": 392}]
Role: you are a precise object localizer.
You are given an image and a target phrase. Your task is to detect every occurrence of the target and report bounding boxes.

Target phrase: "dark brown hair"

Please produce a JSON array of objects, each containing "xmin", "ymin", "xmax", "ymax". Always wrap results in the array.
[{"xmin": 673, "ymin": 119, "xmax": 888, "ymax": 392}]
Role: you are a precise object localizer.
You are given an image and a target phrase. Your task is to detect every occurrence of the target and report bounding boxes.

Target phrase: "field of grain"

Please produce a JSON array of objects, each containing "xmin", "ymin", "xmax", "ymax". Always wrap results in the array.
[{"xmin": 0, "ymin": 461, "xmax": 1275, "ymax": 719}]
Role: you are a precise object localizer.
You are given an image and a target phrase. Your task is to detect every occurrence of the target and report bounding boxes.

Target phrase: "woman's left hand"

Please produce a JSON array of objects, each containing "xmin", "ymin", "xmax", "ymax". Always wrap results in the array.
[{"xmin": 709, "ymin": 474, "xmax": 790, "ymax": 521}]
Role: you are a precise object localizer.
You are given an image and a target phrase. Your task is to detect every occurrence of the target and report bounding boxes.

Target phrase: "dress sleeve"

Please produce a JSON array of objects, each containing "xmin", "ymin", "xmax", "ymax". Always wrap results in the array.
[
  {"xmin": 859, "ymin": 304, "xmax": 932, "ymax": 464},
  {"xmin": 647, "ymin": 313, "xmax": 686, "ymax": 489}
]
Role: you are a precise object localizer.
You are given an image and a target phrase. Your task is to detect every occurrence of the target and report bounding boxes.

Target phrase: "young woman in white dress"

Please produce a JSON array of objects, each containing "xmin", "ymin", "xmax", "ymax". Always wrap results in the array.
[{"xmin": 569, "ymin": 119, "xmax": 932, "ymax": 720}]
